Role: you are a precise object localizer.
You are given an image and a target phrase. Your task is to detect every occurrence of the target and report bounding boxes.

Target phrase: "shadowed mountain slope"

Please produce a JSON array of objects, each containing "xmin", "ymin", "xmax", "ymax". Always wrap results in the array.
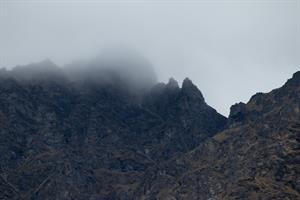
[
  {"xmin": 1, "ymin": 59, "xmax": 299, "ymax": 200},
  {"xmin": 138, "ymin": 72, "xmax": 300, "ymax": 200},
  {"xmin": 0, "ymin": 60, "xmax": 227, "ymax": 200}
]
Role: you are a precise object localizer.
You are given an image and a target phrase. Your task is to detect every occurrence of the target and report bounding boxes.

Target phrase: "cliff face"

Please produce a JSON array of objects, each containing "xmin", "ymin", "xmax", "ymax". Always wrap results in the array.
[
  {"xmin": 0, "ymin": 60, "xmax": 299, "ymax": 200},
  {"xmin": 0, "ymin": 61, "xmax": 227, "ymax": 200},
  {"xmin": 139, "ymin": 72, "xmax": 300, "ymax": 200}
]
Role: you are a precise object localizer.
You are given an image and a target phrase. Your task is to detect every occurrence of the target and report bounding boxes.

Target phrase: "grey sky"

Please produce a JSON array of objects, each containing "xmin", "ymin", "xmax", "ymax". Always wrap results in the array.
[{"xmin": 0, "ymin": 0, "xmax": 299, "ymax": 116}]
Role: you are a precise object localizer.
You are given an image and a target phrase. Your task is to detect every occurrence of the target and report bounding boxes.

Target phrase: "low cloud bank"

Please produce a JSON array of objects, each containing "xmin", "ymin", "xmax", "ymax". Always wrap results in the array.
[{"xmin": 0, "ymin": 49, "xmax": 157, "ymax": 93}]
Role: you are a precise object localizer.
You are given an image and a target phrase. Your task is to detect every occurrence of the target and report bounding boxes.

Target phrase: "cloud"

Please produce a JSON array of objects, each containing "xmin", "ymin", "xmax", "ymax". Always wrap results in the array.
[{"xmin": 0, "ymin": 0, "xmax": 298, "ymax": 115}]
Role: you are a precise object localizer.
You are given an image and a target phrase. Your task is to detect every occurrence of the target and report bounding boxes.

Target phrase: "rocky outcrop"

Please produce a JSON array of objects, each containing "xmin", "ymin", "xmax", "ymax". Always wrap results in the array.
[
  {"xmin": 138, "ymin": 71, "xmax": 300, "ymax": 200},
  {"xmin": 0, "ymin": 60, "xmax": 227, "ymax": 200},
  {"xmin": 0, "ymin": 59, "xmax": 299, "ymax": 200}
]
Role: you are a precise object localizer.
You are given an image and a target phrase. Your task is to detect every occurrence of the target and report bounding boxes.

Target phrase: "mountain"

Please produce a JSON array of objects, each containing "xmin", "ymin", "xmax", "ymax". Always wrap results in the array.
[
  {"xmin": 0, "ymin": 60, "xmax": 226, "ymax": 200},
  {"xmin": 0, "ymin": 59, "xmax": 299, "ymax": 200},
  {"xmin": 137, "ymin": 72, "xmax": 300, "ymax": 200}
]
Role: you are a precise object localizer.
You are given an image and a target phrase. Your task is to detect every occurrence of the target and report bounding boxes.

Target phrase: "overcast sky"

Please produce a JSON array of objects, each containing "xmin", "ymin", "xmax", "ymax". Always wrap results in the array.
[{"xmin": 0, "ymin": 0, "xmax": 299, "ymax": 116}]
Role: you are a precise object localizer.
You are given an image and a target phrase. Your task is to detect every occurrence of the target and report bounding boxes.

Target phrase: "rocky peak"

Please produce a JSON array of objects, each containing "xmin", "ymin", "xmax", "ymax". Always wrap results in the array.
[
  {"xmin": 181, "ymin": 78, "xmax": 205, "ymax": 102},
  {"xmin": 143, "ymin": 71, "xmax": 300, "ymax": 200},
  {"xmin": 0, "ymin": 63, "xmax": 299, "ymax": 200},
  {"xmin": 182, "ymin": 77, "xmax": 193, "ymax": 88},
  {"xmin": 166, "ymin": 77, "xmax": 179, "ymax": 90},
  {"xmin": 228, "ymin": 102, "xmax": 246, "ymax": 126},
  {"xmin": 227, "ymin": 71, "xmax": 300, "ymax": 127},
  {"xmin": 0, "ymin": 59, "xmax": 230, "ymax": 200},
  {"xmin": 285, "ymin": 71, "xmax": 300, "ymax": 87}
]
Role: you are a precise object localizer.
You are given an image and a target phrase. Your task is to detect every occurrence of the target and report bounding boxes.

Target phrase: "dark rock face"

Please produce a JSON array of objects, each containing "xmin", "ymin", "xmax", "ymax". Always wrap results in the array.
[
  {"xmin": 0, "ymin": 60, "xmax": 299, "ymax": 200},
  {"xmin": 228, "ymin": 102, "xmax": 246, "ymax": 126},
  {"xmin": 0, "ymin": 61, "xmax": 227, "ymax": 199},
  {"xmin": 142, "ymin": 78, "xmax": 227, "ymax": 156},
  {"xmin": 139, "ymin": 72, "xmax": 300, "ymax": 200}
]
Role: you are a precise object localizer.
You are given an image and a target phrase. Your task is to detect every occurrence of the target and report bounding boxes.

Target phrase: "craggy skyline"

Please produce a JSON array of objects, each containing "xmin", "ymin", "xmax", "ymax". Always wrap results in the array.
[{"xmin": 0, "ymin": 0, "xmax": 299, "ymax": 115}]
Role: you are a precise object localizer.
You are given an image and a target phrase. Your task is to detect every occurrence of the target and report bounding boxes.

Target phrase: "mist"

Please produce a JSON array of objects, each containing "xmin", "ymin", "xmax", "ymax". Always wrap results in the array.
[
  {"xmin": 0, "ymin": 49, "xmax": 158, "ymax": 97},
  {"xmin": 0, "ymin": 0, "xmax": 299, "ymax": 116}
]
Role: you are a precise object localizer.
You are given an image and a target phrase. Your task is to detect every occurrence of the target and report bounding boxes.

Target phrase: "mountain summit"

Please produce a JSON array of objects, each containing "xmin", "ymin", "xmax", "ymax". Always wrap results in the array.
[
  {"xmin": 0, "ymin": 60, "xmax": 226, "ymax": 199},
  {"xmin": 0, "ymin": 60, "xmax": 299, "ymax": 200}
]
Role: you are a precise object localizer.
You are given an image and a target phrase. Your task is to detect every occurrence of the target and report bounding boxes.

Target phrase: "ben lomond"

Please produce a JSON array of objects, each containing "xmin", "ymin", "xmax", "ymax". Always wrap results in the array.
[{"xmin": 0, "ymin": 58, "xmax": 299, "ymax": 200}]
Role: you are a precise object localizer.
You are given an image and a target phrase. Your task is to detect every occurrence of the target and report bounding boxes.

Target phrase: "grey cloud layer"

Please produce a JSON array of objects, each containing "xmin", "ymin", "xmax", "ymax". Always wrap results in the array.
[{"xmin": 0, "ymin": 0, "xmax": 299, "ymax": 115}]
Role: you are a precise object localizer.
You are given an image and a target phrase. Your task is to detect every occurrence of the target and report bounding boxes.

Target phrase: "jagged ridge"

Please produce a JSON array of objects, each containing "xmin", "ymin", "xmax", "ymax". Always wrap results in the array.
[
  {"xmin": 0, "ymin": 60, "xmax": 226, "ymax": 199},
  {"xmin": 0, "ymin": 59, "xmax": 299, "ymax": 200}
]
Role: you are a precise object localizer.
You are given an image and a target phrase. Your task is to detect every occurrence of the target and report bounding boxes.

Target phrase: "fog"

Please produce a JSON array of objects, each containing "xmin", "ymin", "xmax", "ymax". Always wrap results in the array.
[
  {"xmin": 0, "ymin": 0, "xmax": 299, "ymax": 116},
  {"xmin": 1, "ymin": 50, "xmax": 158, "ymax": 96}
]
